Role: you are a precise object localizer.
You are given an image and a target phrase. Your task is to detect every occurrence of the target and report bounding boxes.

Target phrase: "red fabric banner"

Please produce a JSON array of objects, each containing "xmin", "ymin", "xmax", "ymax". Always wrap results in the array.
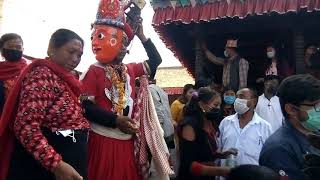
[{"xmin": 153, "ymin": 0, "xmax": 320, "ymax": 25}]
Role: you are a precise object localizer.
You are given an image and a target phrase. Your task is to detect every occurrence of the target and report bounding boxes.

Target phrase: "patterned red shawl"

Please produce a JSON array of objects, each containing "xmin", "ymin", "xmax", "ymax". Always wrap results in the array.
[
  {"xmin": 133, "ymin": 76, "xmax": 174, "ymax": 179},
  {"xmin": 0, "ymin": 58, "xmax": 82, "ymax": 180}
]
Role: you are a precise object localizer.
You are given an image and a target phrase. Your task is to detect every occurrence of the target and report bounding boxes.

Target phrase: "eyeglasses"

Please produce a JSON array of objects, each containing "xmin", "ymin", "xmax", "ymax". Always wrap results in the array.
[{"xmin": 299, "ymin": 102, "xmax": 320, "ymax": 112}]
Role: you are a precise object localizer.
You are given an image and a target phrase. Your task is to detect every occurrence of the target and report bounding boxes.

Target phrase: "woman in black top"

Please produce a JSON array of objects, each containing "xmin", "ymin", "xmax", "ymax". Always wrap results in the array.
[{"xmin": 178, "ymin": 87, "xmax": 237, "ymax": 180}]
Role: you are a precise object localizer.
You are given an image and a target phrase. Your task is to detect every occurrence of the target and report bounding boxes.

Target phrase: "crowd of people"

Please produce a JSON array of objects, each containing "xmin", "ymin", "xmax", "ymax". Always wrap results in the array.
[
  {"xmin": 165, "ymin": 74, "xmax": 320, "ymax": 180},
  {"xmin": 164, "ymin": 40, "xmax": 320, "ymax": 180},
  {"xmin": 0, "ymin": 0, "xmax": 320, "ymax": 180}
]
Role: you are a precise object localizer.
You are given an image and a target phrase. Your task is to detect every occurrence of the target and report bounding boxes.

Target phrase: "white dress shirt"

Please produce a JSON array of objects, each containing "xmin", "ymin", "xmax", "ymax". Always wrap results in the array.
[
  {"xmin": 219, "ymin": 112, "xmax": 272, "ymax": 165},
  {"xmin": 255, "ymin": 94, "xmax": 283, "ymax": 133}
]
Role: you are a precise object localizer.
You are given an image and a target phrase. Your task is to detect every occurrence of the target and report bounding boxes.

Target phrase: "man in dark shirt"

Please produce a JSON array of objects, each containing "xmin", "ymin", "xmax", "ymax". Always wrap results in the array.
[{"xmin": 259, "ymin": 74, "xmax": 320, "ymax": 180}]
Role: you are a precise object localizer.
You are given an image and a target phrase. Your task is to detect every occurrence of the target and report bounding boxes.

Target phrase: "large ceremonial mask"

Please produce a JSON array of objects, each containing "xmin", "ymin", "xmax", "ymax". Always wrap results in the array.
[{"xmin": 92, "ymin": 0, "xmax": 128, "ymax": 63}]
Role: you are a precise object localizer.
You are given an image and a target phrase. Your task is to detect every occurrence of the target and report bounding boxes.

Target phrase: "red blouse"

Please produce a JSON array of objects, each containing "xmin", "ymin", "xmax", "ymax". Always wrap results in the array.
[
  {"xmin": 13, "ymin": 66, "xmax": 89, "ymax": 171},
  {"xmin": 81, "ymin": 63, "xmax": 146, "ymax": 115}
]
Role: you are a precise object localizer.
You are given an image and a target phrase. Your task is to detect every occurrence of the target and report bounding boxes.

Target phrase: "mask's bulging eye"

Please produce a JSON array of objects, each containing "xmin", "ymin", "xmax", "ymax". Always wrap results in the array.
[
  {"xmin": 98, "ymin": 33, "xmax": 105, "ymax": 40},
  {"xmin": 90, "ymin": 36, "xmax": 94, "ymax": 41}
]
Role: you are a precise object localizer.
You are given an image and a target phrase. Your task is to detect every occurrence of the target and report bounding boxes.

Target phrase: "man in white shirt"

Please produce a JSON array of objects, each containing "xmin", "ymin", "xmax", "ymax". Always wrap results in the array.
[
  {"xmin": 219, "ymin": 88, "xmax": 272, "ymax": 165},
  {"xmin": 256, "ymin": 75, "xmax": 283, "ymax": 133}
]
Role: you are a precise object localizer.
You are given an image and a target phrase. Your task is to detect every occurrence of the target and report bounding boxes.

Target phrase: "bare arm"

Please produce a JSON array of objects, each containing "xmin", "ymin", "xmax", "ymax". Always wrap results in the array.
[
  {"xmin": 204, "ymin": 49, "xmax": 225, "ymax": 66},
  {"xmin": 199, "ymin": 164, "xmax": 230, "ymax": 177},
  {"xmin": 201, "ymin": 42, "xmax": 225, "ymax": 66},
  {"xmin": 182, "ymin": 125, "xmax": 230, "ymax": 177}
]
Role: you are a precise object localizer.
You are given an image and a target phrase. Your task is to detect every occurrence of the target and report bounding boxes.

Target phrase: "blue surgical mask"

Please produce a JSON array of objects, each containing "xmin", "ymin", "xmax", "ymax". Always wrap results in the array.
[
  {"xmin": 224, "ymin": 96, "xmax": 236, "ymax": 105},
  {"xmin": 302, "ymin": 108, "xmax": 320, "ymax": 132}
]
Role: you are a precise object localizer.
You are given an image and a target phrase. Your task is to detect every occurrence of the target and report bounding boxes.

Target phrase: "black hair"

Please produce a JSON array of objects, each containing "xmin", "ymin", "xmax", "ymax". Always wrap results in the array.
[
  {"xmin": 278, "ymin": 74, "xmax": 320, "ymax": 118},
  {"xmin": 195, "ymin": 78, "xmax": 211, "ymax": 90},
  {"xmin": 184, "ymin": 87, "xmax": 220, "ymax": 124},
  {"xmin": 227, "ymin": 165, "xmax": 279, "ymax": 180},
  {"xmin": 264, "ymin": 75, "xmax": 280, "ymax": 82},
  {"xmin": 0, "ymin": 33, "xmax": 23, "ymax": 50},
  {"xmin": 178, "ymin": 84, "xmax": 195, "ymax": 104},
  {"xmin": 49, "ymin": 29, "xmax": 84, "ymax": 50},
  {"xmin": 223, "ymin": 86, "xmax": 236, "ymax": 94}
]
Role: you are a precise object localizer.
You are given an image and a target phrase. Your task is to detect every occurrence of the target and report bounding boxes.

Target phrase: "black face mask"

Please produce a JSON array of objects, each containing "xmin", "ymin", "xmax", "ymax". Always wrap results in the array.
[
  {"xmin": 204, "ymin": 108, "xmax": 221, "ymax": 121},
  {"xmin": 2, "ymin": 48, "xmax": 23, "ymax": 61}
]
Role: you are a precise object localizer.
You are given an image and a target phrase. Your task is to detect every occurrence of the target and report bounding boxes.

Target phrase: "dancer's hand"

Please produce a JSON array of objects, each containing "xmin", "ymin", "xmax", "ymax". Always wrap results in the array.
[
  {"xmin": 116, "ymin": 115, "xmax": 138, "ymax": 134},
  {"xmin": 53, "ymin": 161, "xmax": 83, "ymax": 180}
]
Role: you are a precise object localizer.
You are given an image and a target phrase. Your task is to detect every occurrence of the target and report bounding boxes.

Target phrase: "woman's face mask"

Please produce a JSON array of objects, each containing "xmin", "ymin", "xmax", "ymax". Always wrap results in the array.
[
  {"xmin": 224, "ymin": 96, "xmax": 236, "ymax": 105},
  {"xmin": 266, "ymin": 47, "xmax": 276, "ymax": 59},
  {"xmin": 204, "ymin": 108, "xmax": 221, "ymax": 121},
  {"xmin": 2, "ymin": 48, "xmax": 23, "ymax": 61},
  {"xmin": 267, "ymin": 51, "xmax": 275, "ymax": 59}
]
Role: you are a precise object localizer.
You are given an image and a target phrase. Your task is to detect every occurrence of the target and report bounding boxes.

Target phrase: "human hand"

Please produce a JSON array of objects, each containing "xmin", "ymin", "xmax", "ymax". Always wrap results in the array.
[
  {"xmin": 221, "ymin": 148, "xmax": 238, "ymax": 159},
  {"xmin": 53, "ymin": 161, "xmax": 83, "ymax": 180},
  {"xmin": 116, "ymin": 115, "xmax": 138, "ymax": 134}
]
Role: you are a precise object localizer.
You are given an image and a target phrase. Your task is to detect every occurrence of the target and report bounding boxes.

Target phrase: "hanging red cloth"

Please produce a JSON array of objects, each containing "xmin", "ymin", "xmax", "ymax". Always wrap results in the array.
[{"xmin": 0, "ymin": 59, "xmax": 27, "ymax": 81}]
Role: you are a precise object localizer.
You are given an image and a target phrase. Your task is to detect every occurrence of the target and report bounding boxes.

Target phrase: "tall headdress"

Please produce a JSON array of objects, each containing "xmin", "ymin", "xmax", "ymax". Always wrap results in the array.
[
  {"xmin": 94, "ymin": 0, "xmax": 134, "ymax": 43},
  {"xmin": 95, "ymin": 0, "xmax": 125, "ymax": 28}
]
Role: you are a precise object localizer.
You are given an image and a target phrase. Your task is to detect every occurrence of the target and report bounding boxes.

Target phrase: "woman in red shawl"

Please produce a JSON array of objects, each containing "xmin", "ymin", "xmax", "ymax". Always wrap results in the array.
[
  {"xmin": 0, "ymin": 29, "xmax": 89, "ymax": 180},
  {"xmin": 80, "ymin": 0, "xmax": 163, "ymax": 179},
  {"xmin": 0, "ymin": 33, "xmax": 27, "ymax": 115}
]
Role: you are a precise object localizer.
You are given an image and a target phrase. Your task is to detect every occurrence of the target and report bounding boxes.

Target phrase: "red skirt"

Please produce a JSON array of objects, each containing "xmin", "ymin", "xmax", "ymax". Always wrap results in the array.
[{"xmin": 88, "ymin": 131, "xmax": 142, "ymax": 180}]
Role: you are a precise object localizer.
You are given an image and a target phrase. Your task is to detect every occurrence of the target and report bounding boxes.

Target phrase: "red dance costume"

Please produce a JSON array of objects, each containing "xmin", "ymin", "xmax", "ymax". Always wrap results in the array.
[
  {"xmin": 82, "ymin": 63, "xmax": 147, "ymax": 180},
  {"xmin": 83, "ymin": 0, "xmax": 172, "ymax": 179}
]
